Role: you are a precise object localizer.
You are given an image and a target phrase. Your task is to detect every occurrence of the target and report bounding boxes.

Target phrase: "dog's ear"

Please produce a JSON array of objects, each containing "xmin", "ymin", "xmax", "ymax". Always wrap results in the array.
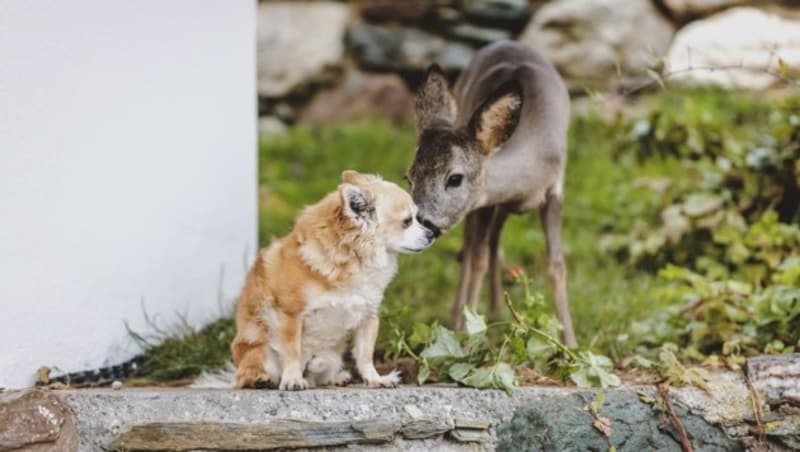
[
  {"xmin": 415, "ymin": 64, "xmax": 457, "ymax": 133},
  {"xmin": 339, "ymin": 183, "xmax": 376, "ymax": 223},
  {"xmin": 467, "ymin": 78, "xmax": 522, "ymax": 155}
]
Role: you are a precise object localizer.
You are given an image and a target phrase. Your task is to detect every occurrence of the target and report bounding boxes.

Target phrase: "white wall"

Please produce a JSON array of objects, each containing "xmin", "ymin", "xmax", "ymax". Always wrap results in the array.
[{"xmin": 0, "ymin": 0, "xmax": 257, "ymax": 389}]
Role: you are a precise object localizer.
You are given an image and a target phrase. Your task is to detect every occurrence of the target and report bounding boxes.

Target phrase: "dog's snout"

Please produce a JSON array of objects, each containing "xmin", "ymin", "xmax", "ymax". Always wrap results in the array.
[{"xmin": 417, "ymin": 215, "xmax": 441, "ymax": 238}]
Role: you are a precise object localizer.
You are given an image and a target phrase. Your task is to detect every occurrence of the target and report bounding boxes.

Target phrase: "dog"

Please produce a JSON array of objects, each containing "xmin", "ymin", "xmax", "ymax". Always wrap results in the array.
[{"xmin": 231, "ymin": 170, "xmax": 435, "ymax": 389}]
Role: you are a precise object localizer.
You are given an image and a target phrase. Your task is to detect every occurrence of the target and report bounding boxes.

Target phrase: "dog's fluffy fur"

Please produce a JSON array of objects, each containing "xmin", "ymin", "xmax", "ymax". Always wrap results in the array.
[{"xmin": 232, "ymin": 170, "xmax": 434, "ymax": 389}]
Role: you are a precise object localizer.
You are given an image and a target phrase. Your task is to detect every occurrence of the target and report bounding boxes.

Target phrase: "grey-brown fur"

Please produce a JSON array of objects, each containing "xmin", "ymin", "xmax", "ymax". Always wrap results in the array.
[{"xmin": 407, "ymin": 41, "xmax": 576, "ymax": 346}]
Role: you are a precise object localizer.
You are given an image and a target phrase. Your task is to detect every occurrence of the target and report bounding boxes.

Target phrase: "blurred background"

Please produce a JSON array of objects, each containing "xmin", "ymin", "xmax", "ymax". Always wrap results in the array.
[{"xmin": 1, "ymin": 0, "xmax": 797, "ymax": 388}]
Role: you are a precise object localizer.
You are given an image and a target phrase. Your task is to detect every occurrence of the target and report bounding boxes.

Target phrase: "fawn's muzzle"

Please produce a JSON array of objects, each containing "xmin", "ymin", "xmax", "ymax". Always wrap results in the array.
[{"xmin": 417, "ymin": 215, "xmax": 441, "ymax": 238}]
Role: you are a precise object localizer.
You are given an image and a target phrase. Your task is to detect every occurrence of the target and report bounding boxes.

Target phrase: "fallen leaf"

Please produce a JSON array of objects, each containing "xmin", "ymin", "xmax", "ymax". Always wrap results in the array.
[{"xmin": 593, "ymin": 416, "xmax": 613, "ymax": 438}]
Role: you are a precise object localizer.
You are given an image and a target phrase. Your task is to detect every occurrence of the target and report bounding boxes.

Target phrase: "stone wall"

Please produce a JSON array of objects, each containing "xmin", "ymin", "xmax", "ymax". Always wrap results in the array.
[{"xmin": 257, "ymin": 0, "xmax": 800, "ymax": 135}]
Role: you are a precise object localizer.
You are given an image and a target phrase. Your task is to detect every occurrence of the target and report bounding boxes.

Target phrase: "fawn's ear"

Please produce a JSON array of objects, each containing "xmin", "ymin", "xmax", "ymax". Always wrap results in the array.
[
  {"xmin": 415, "ymin": 64, "xmax": 457, "ymax": 133},
  {"xmin": 339, "ymin": 183, "xmax": 376, "ymax": 224},
  {"xmin": 467, "ymin": 78, "xmax": 523, "ymax": 155}
]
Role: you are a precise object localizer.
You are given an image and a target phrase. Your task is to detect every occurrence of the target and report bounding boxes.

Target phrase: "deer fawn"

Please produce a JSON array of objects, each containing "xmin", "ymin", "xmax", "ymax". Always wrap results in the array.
[{"xmin": 407, "ymin": 41, "xmax": 576, "ymax": 347}]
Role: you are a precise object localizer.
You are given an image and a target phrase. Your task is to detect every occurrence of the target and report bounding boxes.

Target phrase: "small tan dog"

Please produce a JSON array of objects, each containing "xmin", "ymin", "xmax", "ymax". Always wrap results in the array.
[{"xmin": 232, "ymin": 170, "xmax": 435, "ymax": 390}]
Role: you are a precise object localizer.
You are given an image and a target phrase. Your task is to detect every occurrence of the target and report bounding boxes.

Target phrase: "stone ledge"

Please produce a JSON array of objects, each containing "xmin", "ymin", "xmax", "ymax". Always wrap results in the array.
[{"xmin": 3, "ymin": 356, "xmax": 798, "ymax": 451}]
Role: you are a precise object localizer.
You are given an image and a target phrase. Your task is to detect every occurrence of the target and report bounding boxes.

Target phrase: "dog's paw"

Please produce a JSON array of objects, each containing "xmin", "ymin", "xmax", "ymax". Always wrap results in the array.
[
  {"xmin": 234, "ymin": 367, "xmax": 278, "ymax": 389},
  {"xmin": 330, "ymin": 370, "xmax": 352, "ymax": 386},
  {"xmin": 364, "ymin": 369, "xmax": 401, "ymax": 388},
  {"xmin": 279, "ymin": 376, "xmax": 309, "ymax": 391}
]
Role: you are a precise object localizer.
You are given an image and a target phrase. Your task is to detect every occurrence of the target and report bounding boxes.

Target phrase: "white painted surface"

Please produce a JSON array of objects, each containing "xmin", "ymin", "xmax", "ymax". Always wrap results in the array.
[{"xmin": 0, "ymin": 0, "xmax": 257, "ymax": 389}]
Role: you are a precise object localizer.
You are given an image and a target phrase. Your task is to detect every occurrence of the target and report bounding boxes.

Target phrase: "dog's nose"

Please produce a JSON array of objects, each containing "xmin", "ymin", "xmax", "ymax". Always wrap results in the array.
[{"xmin": 417, "ymin": 215, "xmax": 441, "ymax": 238}]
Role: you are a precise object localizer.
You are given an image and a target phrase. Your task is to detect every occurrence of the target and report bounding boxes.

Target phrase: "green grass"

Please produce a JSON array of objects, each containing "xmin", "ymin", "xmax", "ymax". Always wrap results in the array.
[{"xmin": 131, "ymin": 87, "xmax": 781, "ymax": 381}]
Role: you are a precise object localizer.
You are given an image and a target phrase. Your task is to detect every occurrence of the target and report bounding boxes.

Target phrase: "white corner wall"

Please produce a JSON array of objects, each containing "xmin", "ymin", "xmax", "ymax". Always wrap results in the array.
[{"xmin": 0, "ymin": 0, "xmax": 257, "ymax": 389}]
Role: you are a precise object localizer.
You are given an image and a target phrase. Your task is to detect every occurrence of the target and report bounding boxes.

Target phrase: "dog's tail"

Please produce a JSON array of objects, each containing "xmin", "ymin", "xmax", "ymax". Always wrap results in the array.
[{"xmin": 189, "ymin": 361, "xmax": 236, "ymax": 389}]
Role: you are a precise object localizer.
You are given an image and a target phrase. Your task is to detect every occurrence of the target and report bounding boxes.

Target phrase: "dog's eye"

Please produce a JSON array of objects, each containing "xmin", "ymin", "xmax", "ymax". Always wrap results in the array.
[
  {"xmin": 446, "ymin": 174, "xmax": 463, "ymax": 189},
  {"xmin": 402, "ymin": 216, "xmax": 413, "ymax": 228}
]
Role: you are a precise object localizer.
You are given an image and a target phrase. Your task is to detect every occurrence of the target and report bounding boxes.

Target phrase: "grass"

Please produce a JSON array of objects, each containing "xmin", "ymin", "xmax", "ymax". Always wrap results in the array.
[{"xmin": 130, "ymin": 87, "xmax": 780, "ymax": 381}]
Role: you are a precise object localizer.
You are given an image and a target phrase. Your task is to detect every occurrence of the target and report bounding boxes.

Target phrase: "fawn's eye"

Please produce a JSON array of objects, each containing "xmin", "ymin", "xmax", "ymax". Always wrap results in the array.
[
  {"xmin": 446, "ymin": 174, "xmax": 463, "ymax": 189},
  {"xmin": 402, "ymin": 216, "xmax": 413, "ymax": 228}
]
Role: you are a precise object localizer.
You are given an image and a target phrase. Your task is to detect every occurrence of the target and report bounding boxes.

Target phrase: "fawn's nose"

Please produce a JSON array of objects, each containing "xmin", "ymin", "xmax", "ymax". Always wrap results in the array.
[{"xmin": 417, "ymin": 215, "xmax": 441, "ymax": 238}]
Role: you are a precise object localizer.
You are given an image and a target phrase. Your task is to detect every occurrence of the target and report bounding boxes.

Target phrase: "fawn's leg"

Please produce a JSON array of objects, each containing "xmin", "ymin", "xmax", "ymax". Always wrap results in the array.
[
  {"xmin": 465, "ymin": 207, "xmax": 499, "ymax": 312},
  {"xmin": 451, "ymin": 211, "xmax": 478, "ymax": 330},
  {"xmin": 488, "ymin": 208, "xmax": 509, "ymax": 322},
  {"xmin": 541, "ymin": 193, "xmax": 577, "ymax": 347}
]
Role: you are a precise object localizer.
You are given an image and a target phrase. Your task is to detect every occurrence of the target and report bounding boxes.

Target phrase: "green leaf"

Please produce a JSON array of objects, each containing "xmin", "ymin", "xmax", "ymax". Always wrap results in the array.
[
  {"xmin": 408, "ymin": 323, "xmax": 431, "ymax": 348},
  {"xmin": 463, "ymin": 366, "xmax": 494, "ymax": 388},
  {"xmin": 461, "ymin": 363, "xmax": 516, "ymax": 393},
  {"xmin": 589, "ymin": 392, "xmax": 606, "ymax": 413},
  {"xmin": 682, "ymin": 193, "xmax": 723, "ymax": 217},
  {"xmin": 420, "ymin": 325, "xmax": 465, "ymax": 360},
  {"xmin": 417, "ymin": 360, "xmax": 430, "ymax": 385},
  {"xmin": 570, "ymin": 351, "xmax": 621, "ymax": 389},
  {"xmin": 526, "ymin": 336, "xmax": 555, "ymax": 358},
  {"xmin": 570, "ymin": 368, "xmax": 592, "ymax": 388},
  {"xmin": 494, "ymin": 363, "xmax": 516, "ymax": 394},
  {"xmin": 509, "ymin": 336, "xmax": 528, "ymax": 364},
  {"xmin": 464, "ymin": 306, "xmax": 487, "ymax": 336},
  {"xmin": 448, "ymin": 362, "xmax": 474, "ymax": 383}
]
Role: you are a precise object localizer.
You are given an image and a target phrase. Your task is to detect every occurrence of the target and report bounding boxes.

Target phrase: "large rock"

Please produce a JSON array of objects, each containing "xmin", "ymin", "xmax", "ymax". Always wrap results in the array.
[
  {"xmin": 258, "ymin": 2, "xmax": 350, "ymax": 98},
  {"xmin": 0, "ymin": 390, "xmax": 78, "ymax": 452},
  {"xmin": 659, "ymin": 0, "xmax": 748, "ymax": 23},
  {"xmin": 519, "ymin": 0, "xmax": 675, "ymax": 91},
  {"xmin": 300, "ymin": 72, "xmax": 415, "ymax": 126},
  {"xmin": 659, "ymin": 0, "xmax": 800, "ymax": 23},
  {"xmin": 445, "ymin": 23, "xmax": 513, "ymax": 46},
  {"xmin": 358, "ymin": 0, "xmax": 441, "ymax": 23},
  {"xmin": 664, "ymin": 7, "xmax": 800, "ymax": 89},
  {"xmin": 496, "ymin": 390, "xmax": 743, "ymax": 451},
  {"xmin": 348, "ymin": 24, "xmax": 475, "ymax": 74},
  {"xmin": 462, "ymin": 0, "xmax": 532, "ymax": 29}
]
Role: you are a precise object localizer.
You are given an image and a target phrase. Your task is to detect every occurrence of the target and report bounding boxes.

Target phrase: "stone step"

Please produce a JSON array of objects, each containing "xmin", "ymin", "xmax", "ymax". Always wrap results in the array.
[{"xmin": 1, "ymin": 354, "xmax": 798, "ymax": 451}]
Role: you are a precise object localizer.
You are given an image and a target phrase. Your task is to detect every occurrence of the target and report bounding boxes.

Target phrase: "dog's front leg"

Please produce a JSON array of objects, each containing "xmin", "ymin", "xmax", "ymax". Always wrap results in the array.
[
  {"xmin": 353, "ymin": 316, "xmax": 400, "ymax": 388},
  {"xmin": 274, "ymin": 311, "xmax": 308, "ymax": 390}
]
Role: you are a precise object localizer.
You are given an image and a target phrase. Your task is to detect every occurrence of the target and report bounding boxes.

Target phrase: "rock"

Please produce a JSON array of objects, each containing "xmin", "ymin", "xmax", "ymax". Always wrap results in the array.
[
  {"xmin": 258, "ymin": 117, "xmax": 288, "ymax": 139},
  {"xmin": 664, "ymin": 7, "xmax": 800, "ymax": 89},
  {"xmin": 658, "ymin": 0, "xmax": 748, "ymax": 23},
  {"xmin": 445, "ymin": 23, "xmax": 512, "ymax": 46},
  {"xmin": 462, "ymin": 0, "xmax": 532, "ymax": 29},
  {"xmin": 0, "ymin": 390, "xmax": 78, "ymax": 452},
  {"xmin": 257, "ymin": 2, "xmax": 350, "ymax": 98},
  {"xmin": 519, "ymin": 0, "xmax": 675, "ymax": 91},
  {"xmin": 359, "ymin": 0, "xmax": 443, "ymax": 23},
  {"xmin": 658, "ymin": 0, "xmax": 800, "ymax": 23},
  {"xmin": 496, "ymin": 390, "xmax": 744, "ymax": 451},
  {"xmin": 348, "ymin": 24, "xmax": 475, "ymax": 74},
  {"xmin": 300, "ymin": 72, "xmax": 415, "ymax": 126},
  {"xmin": 746, "ymin": 353, "xmax": 800, "ymax": 406},
  {"xmin": 273, "ymin": 102, "xmax": 295, "ymax": 124}
]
